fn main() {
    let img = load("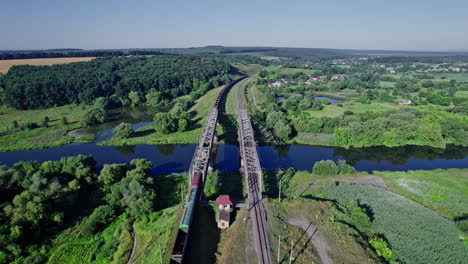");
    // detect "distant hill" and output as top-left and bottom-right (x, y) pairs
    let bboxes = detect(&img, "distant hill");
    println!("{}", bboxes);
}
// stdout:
(1, 46), (467, 62)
